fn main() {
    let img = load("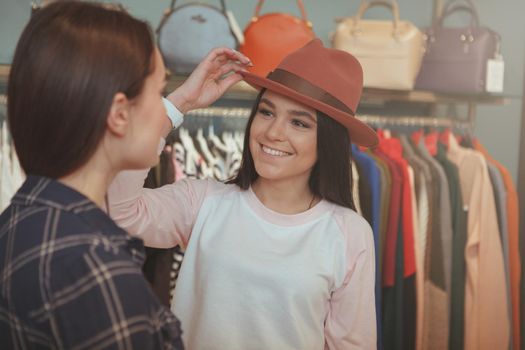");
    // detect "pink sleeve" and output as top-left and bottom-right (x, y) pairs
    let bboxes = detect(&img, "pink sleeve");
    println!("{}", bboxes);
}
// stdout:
(325, 215), (377, 350)
(107, 168), (210, 249)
